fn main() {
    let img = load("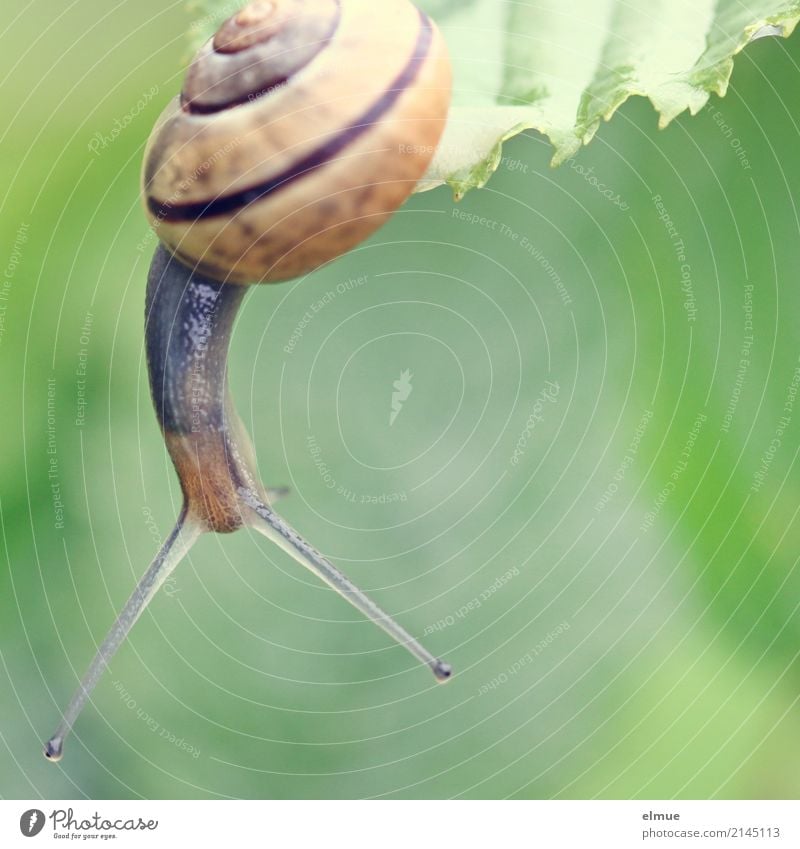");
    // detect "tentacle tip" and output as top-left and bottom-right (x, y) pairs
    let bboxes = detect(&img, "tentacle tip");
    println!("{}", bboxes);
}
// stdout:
(44, 738), (63, 762)
(432, 660), (452, 682)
